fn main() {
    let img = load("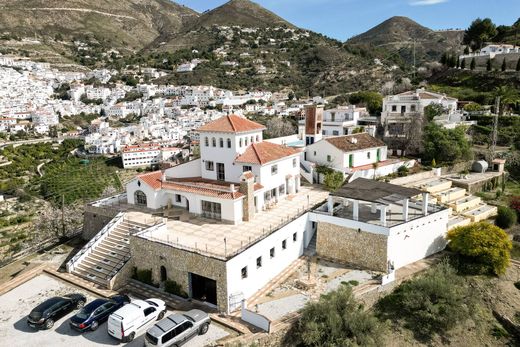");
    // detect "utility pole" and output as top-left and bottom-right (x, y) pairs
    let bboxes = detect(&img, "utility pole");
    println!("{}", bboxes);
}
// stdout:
(490, 96), (500, 161)
(413, 38), (416, 80)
